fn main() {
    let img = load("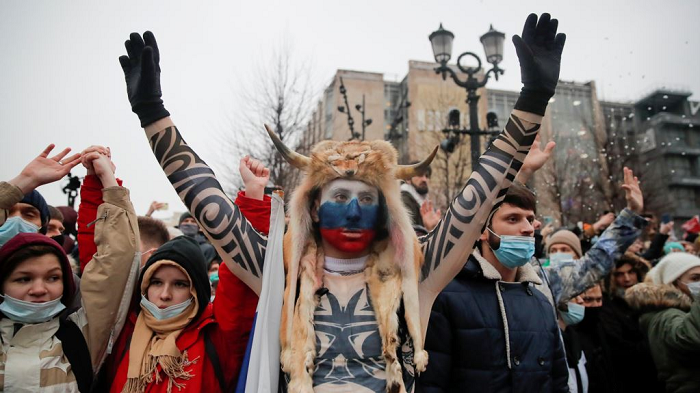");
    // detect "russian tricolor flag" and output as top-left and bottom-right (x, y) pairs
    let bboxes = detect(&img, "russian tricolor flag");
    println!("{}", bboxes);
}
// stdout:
(236, 194), (286, 393)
